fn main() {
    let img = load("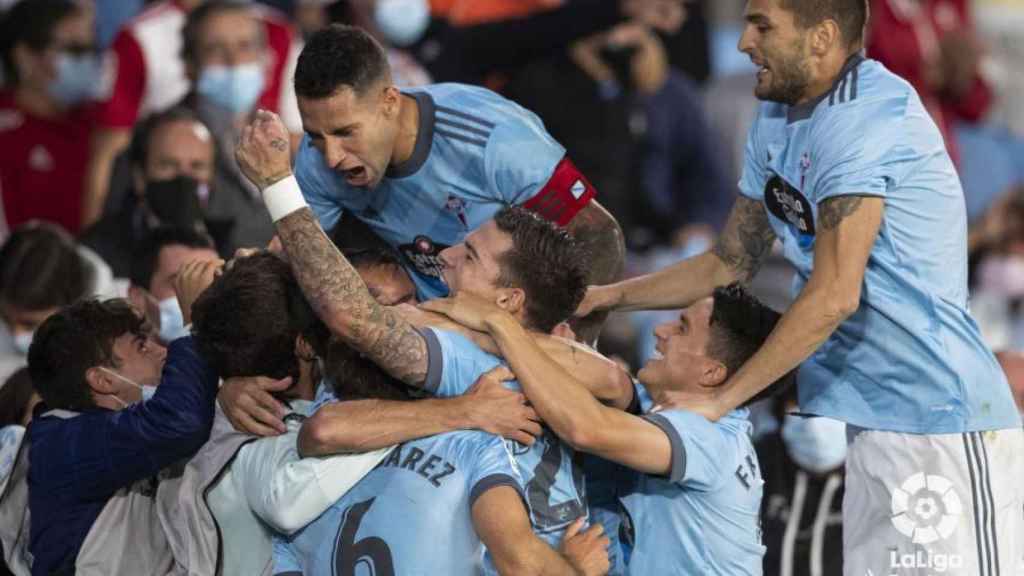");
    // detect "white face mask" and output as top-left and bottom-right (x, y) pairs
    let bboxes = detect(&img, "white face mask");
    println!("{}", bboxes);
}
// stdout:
(12, 331), (33, 355)
(781, 414), (847, 474)
(100, 367), (157, 407)
(978, 254), (1024, 298)
(374, 0), (430, 47)
(157, 297), (188, 344)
